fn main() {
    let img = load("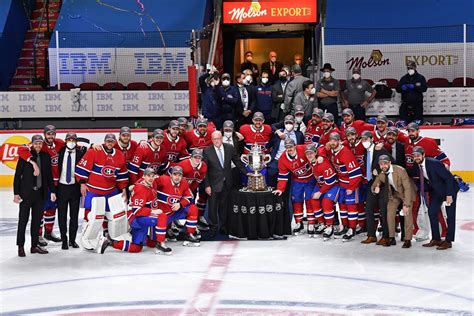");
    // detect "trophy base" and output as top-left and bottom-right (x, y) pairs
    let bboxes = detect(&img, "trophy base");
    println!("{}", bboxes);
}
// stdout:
(246, 173), (268, 192)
